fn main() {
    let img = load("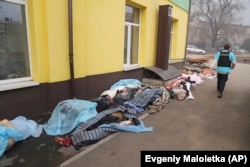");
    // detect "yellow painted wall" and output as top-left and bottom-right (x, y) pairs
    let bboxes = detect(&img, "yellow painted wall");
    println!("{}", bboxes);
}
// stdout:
(28, 0), (70, 83)
(73, 0), (125, 77)
(28, 0), (50, 82)
(171, 5), (189, 61)
(130, 0), (188, 65)
(46, 1), (70, 81)
(27, 0), (189, 83)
